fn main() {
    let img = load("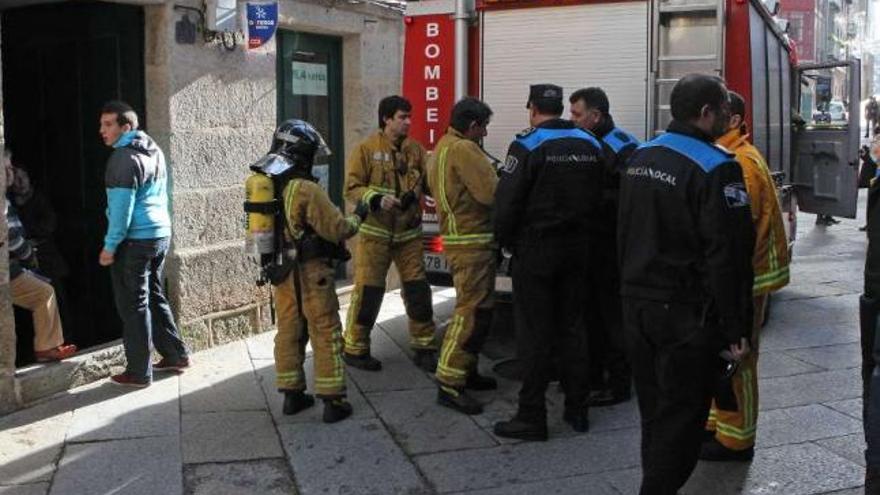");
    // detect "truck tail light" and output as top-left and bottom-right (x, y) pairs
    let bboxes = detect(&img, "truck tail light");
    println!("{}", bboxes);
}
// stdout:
(426, 235), (444, 253)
